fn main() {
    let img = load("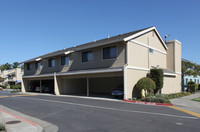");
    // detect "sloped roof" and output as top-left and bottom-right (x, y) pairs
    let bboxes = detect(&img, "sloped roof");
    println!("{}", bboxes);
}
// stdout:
(22, 26), (156, 63)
